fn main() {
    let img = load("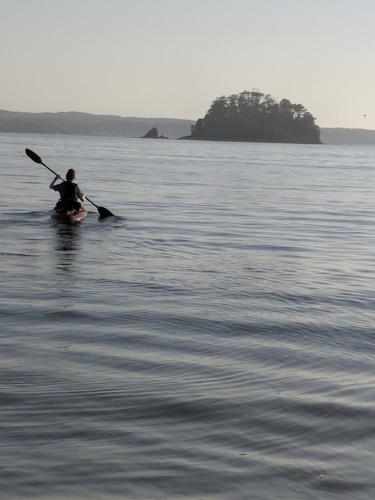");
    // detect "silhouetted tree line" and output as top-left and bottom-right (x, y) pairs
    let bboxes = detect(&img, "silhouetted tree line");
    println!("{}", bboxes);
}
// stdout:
(190, 90), (321, 144)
